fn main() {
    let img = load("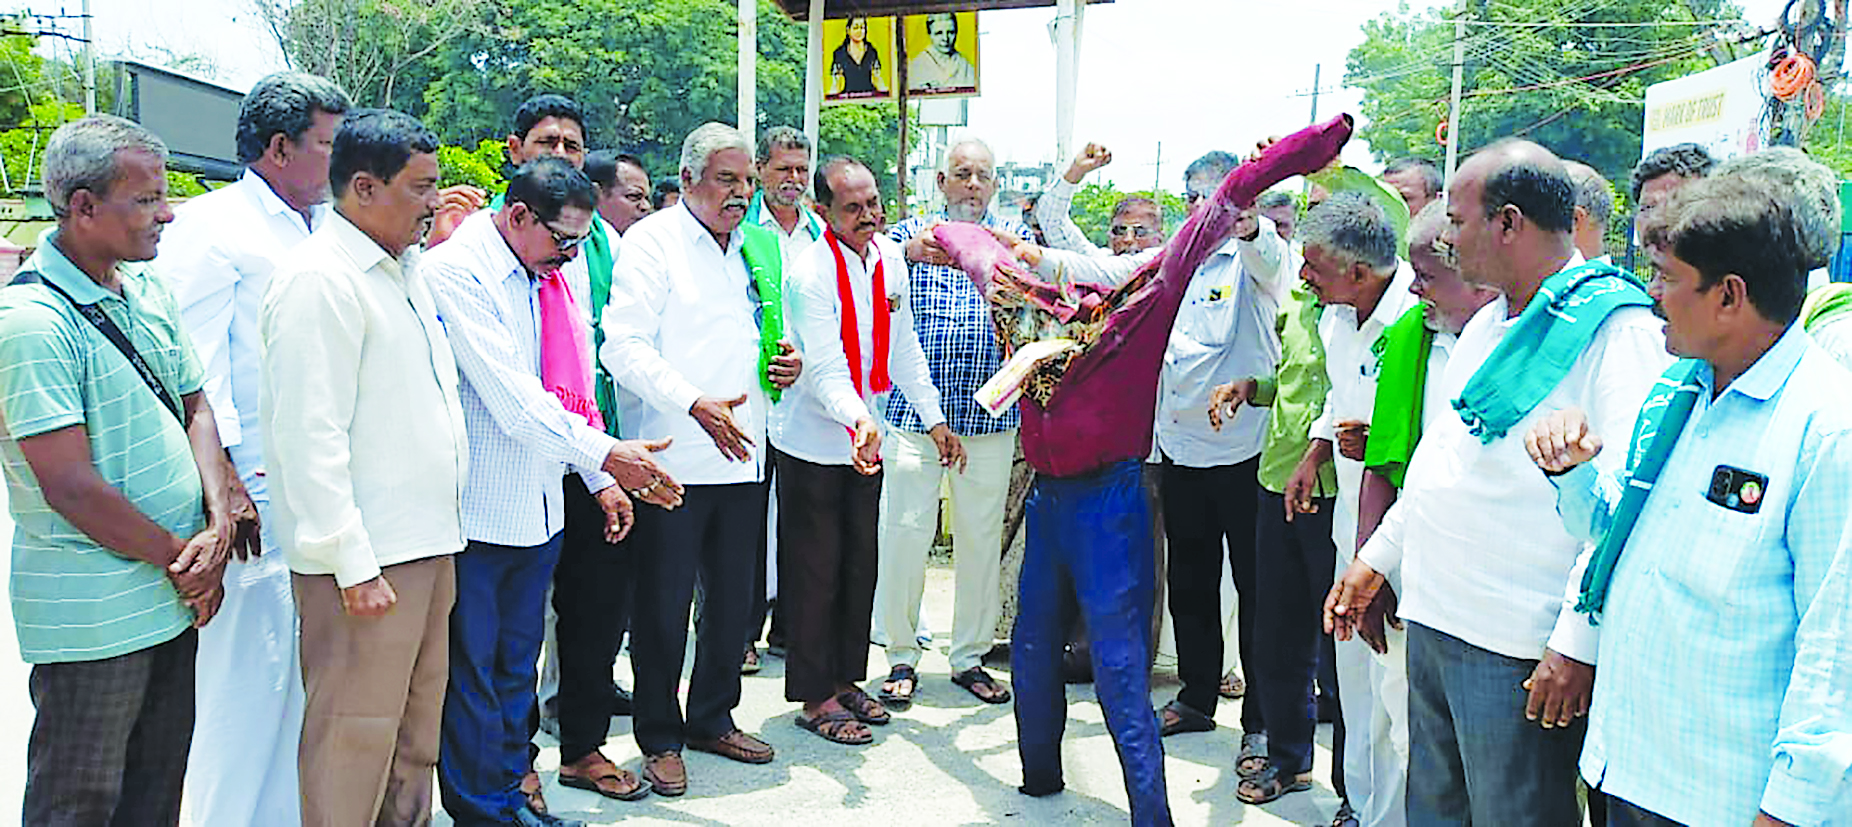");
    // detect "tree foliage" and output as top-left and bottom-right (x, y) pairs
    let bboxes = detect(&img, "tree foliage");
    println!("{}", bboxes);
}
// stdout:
(1346, 0), (1742, 188)
(1064, 182), (1187, 247)
(259, 0), (490, 110)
